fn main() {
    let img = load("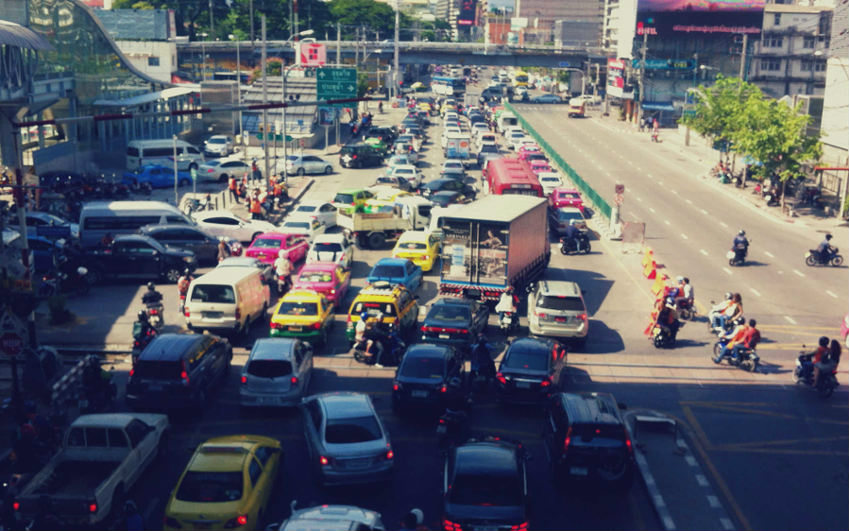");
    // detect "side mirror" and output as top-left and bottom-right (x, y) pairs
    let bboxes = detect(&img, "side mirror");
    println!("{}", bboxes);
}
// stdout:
(618, 402), (628, 410)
